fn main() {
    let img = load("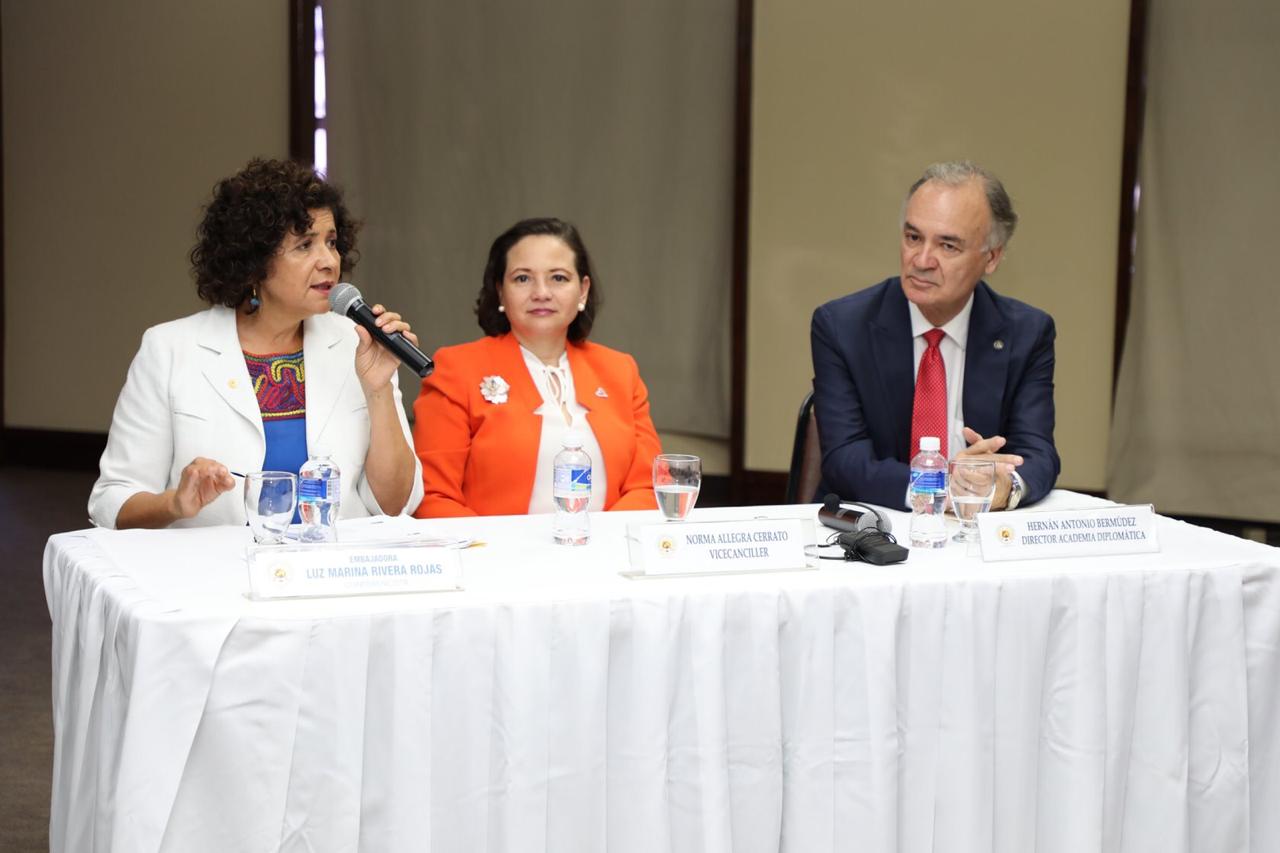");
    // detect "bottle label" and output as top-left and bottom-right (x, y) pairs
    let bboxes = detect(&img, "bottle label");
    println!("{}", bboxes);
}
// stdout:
(909, 469), (946, 493)
(553, 465), (592, 497)
(299, 477), (337, 501)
